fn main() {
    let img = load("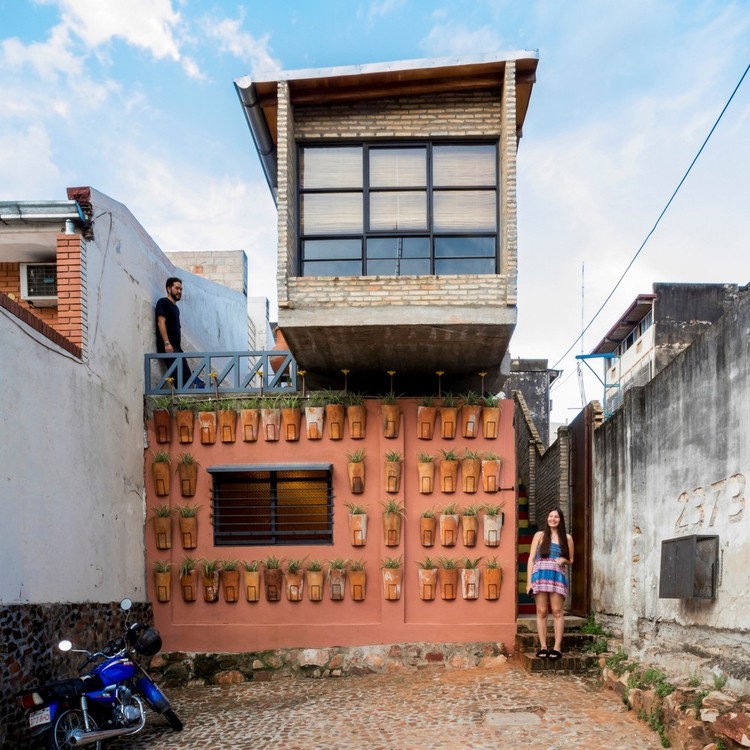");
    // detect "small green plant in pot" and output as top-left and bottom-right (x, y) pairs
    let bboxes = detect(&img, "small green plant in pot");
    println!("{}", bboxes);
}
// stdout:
(381, 556), (403, 601)
(382, 499), (405, 547)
